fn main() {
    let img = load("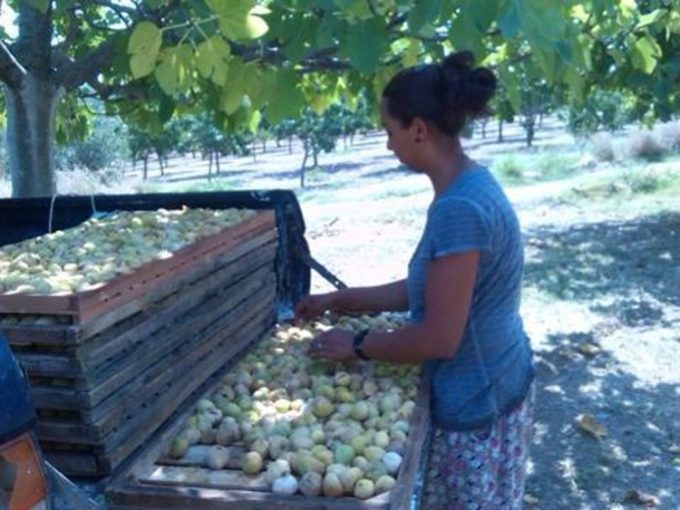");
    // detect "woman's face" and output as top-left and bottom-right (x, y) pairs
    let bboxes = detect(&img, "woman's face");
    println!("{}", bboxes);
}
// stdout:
(380, 99), (421, 170)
